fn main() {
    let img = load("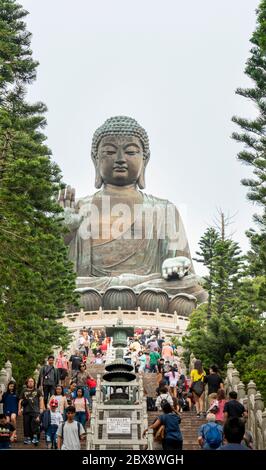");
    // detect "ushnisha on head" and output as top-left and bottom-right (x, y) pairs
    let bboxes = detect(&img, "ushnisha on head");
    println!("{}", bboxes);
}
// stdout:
(91, 116), (150, 189)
